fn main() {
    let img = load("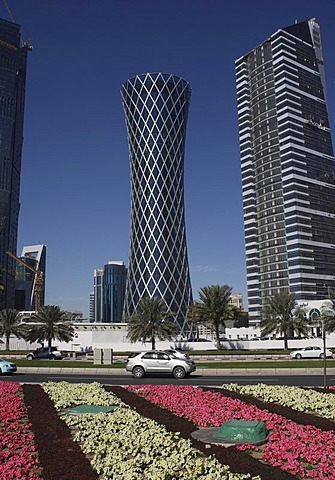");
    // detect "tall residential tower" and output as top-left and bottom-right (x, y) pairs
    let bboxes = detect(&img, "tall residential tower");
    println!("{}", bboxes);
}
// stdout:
(236, 19), (335, 324)
(0, 19), (30, 308)
(121, 73), (193, 332)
